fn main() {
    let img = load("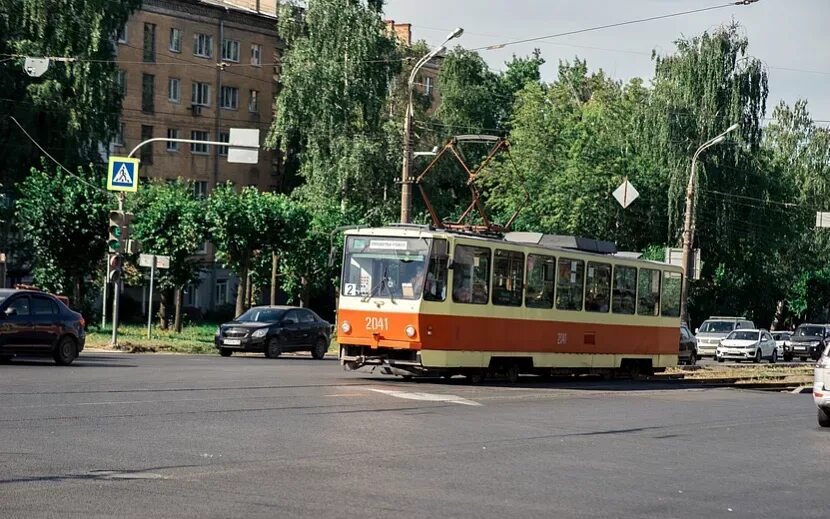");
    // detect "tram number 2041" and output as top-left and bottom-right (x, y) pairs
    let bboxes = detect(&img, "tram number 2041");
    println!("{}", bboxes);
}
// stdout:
(365, 317), (389, 331)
